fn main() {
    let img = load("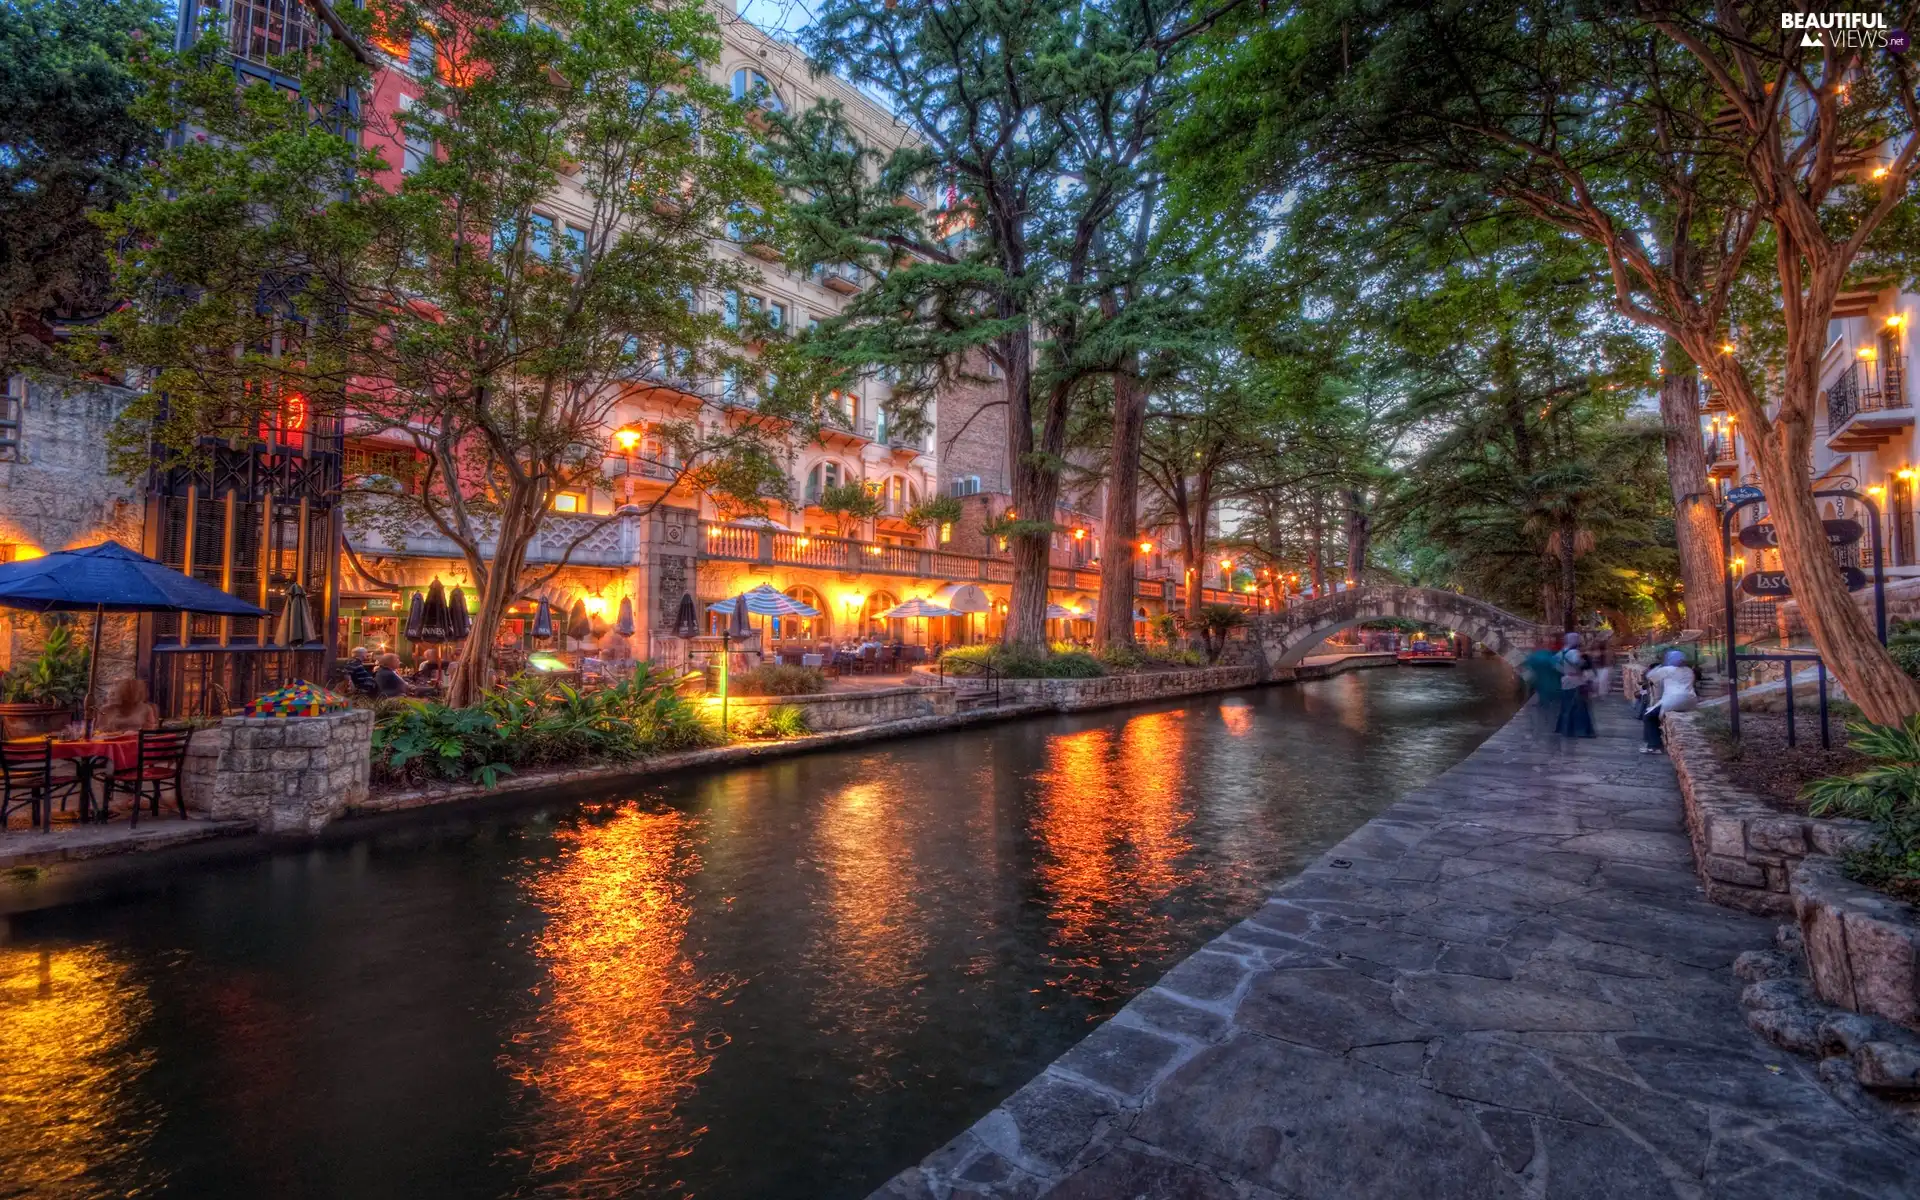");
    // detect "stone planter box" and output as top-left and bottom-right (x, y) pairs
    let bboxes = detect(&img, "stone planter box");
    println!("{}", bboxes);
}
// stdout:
(183, 709), (373, 835)
(1662, 709), (1871, 914)
(1793, 856), (1920, 1032)
(723, 686), (954, 732)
